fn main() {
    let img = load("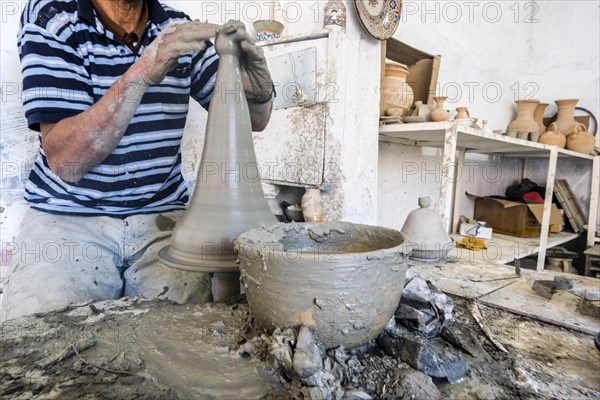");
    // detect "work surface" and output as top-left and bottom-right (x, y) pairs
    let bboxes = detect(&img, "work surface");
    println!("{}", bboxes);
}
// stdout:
(410, 259), (600, 335)
(1, 261), (599, 399)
